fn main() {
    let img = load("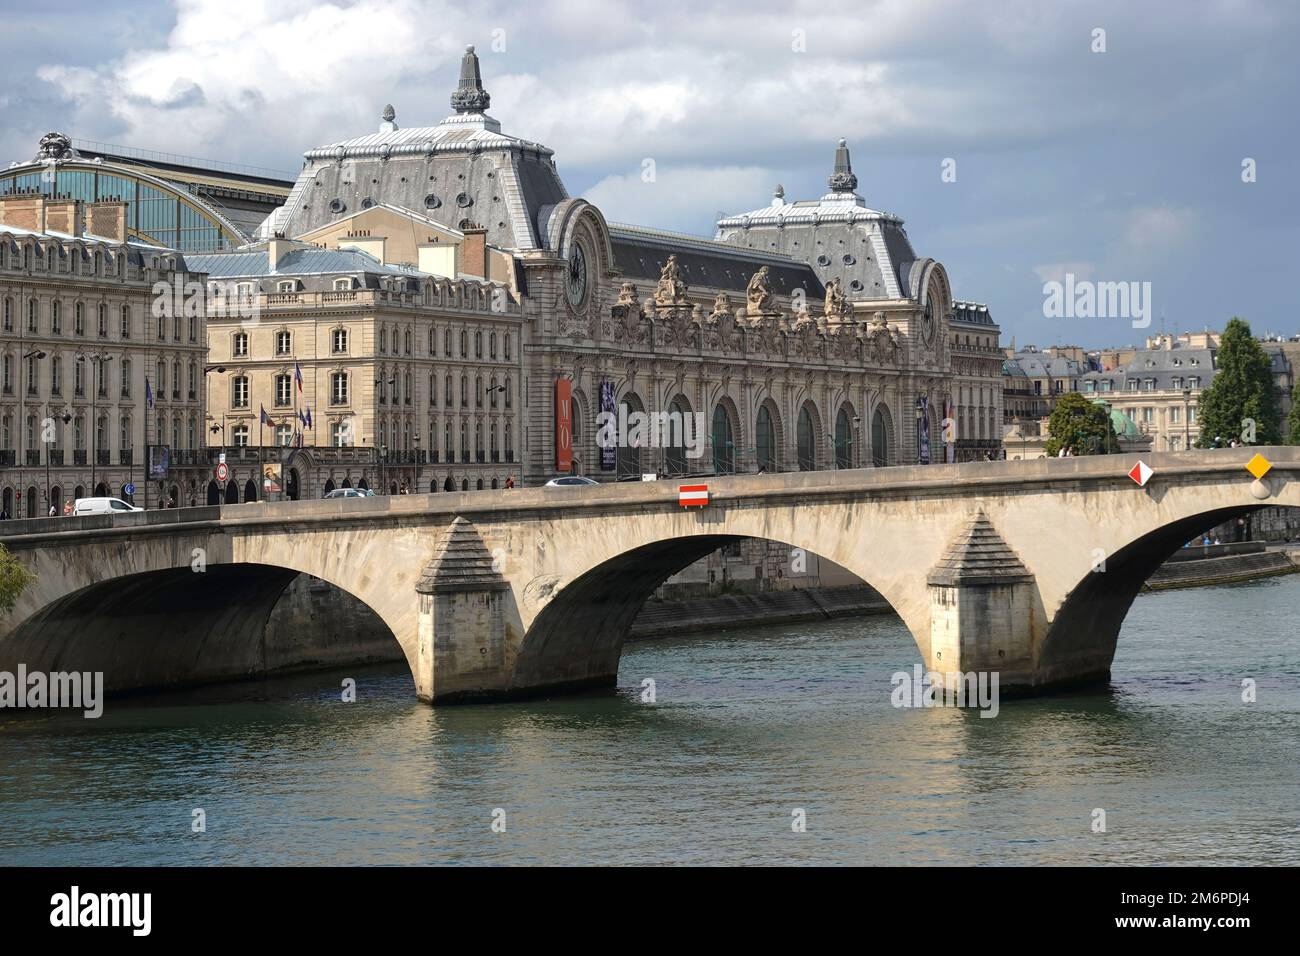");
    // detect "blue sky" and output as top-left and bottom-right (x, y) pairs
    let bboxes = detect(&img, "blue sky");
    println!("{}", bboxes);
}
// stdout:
(3, 0), (1297, 349)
